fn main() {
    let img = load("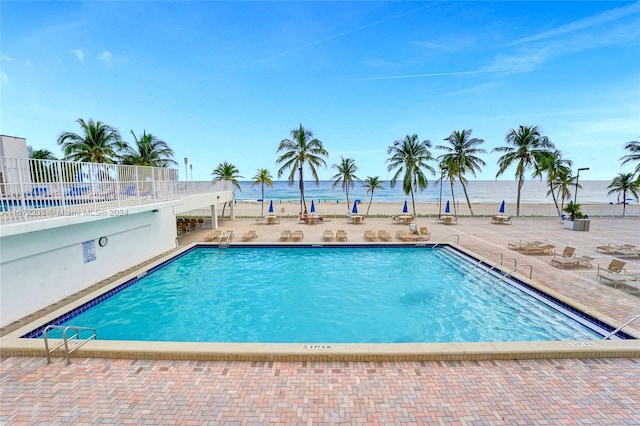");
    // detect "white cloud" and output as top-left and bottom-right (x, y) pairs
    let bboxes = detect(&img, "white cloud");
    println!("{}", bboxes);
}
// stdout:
(1, 72), (8, 85)
(98, 50), (112, 66)
(1, 55), (12, 62)
(71, 49), (85, 63)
